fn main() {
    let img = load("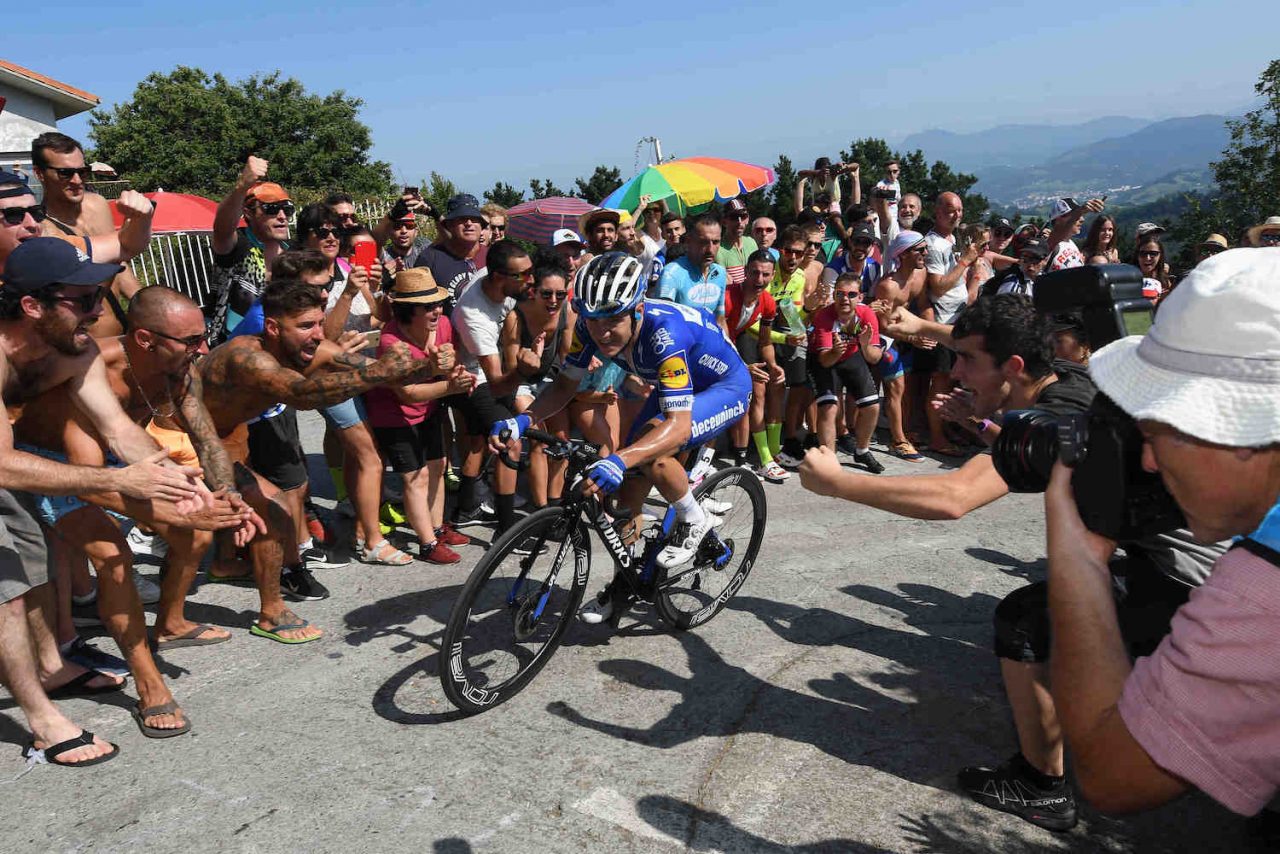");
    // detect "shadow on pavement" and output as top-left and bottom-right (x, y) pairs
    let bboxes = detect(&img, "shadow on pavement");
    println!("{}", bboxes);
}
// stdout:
(636, 793), (888, 852)
(963, 547), (1046, 580)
